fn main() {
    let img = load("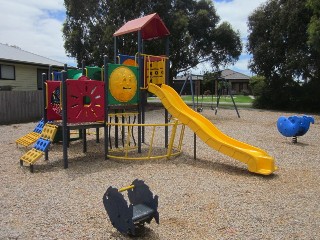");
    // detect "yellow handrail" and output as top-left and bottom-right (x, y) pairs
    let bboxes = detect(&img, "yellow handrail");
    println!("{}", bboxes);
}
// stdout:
(118, 185), (134, 192)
